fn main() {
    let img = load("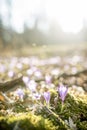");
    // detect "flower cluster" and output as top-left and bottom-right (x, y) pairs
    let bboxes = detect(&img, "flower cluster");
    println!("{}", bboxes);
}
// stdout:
(43, 84), (68, 108)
